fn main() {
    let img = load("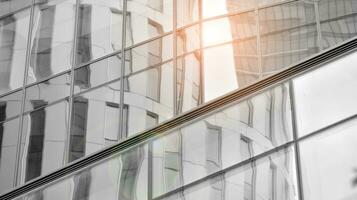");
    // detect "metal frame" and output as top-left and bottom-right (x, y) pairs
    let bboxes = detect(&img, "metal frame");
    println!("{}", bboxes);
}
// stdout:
(1, 31), (357, 199)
